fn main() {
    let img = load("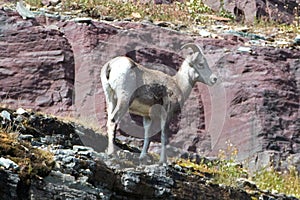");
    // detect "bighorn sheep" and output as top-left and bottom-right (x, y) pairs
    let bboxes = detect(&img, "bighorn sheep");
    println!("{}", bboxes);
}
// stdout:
(101, 44), (217, 164)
